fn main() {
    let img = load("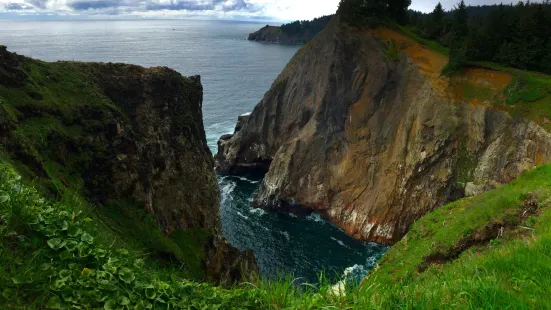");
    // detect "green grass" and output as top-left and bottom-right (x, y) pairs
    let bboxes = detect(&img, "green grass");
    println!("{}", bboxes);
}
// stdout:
(383, 39), (401, 62)
(0, 161), (265, 309)
(394, 24), (450, 56)
(357, 165), (551, 309)
(3, 158), (551, 308)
